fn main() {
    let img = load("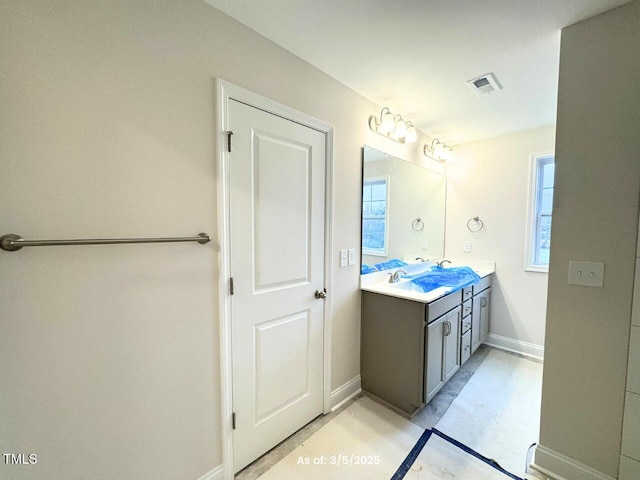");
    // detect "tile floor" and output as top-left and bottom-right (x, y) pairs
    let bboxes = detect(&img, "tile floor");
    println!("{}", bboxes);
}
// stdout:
(236, 346), (549, 479)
